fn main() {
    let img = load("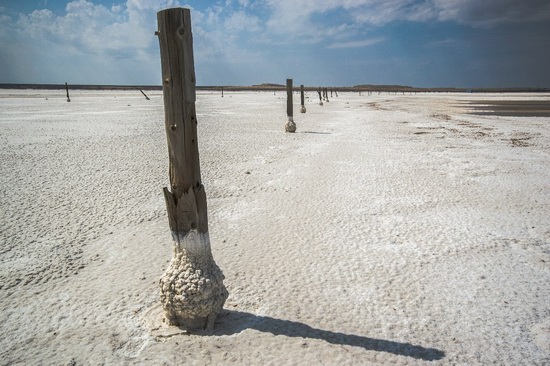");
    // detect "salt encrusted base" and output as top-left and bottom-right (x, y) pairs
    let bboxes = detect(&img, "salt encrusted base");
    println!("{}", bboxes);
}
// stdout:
(159, 232), (228, 330)
(300, 106), (306, 113)
(285, 118), (296, 133)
